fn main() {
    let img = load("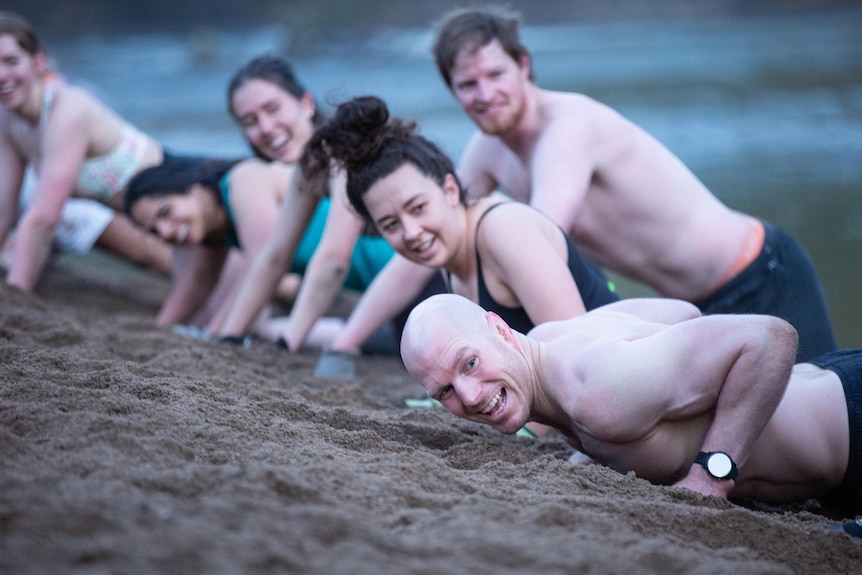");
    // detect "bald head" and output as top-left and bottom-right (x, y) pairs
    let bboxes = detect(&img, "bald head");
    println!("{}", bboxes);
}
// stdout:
(400, 294), (491, 380)
(401, 294), (537, 436)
